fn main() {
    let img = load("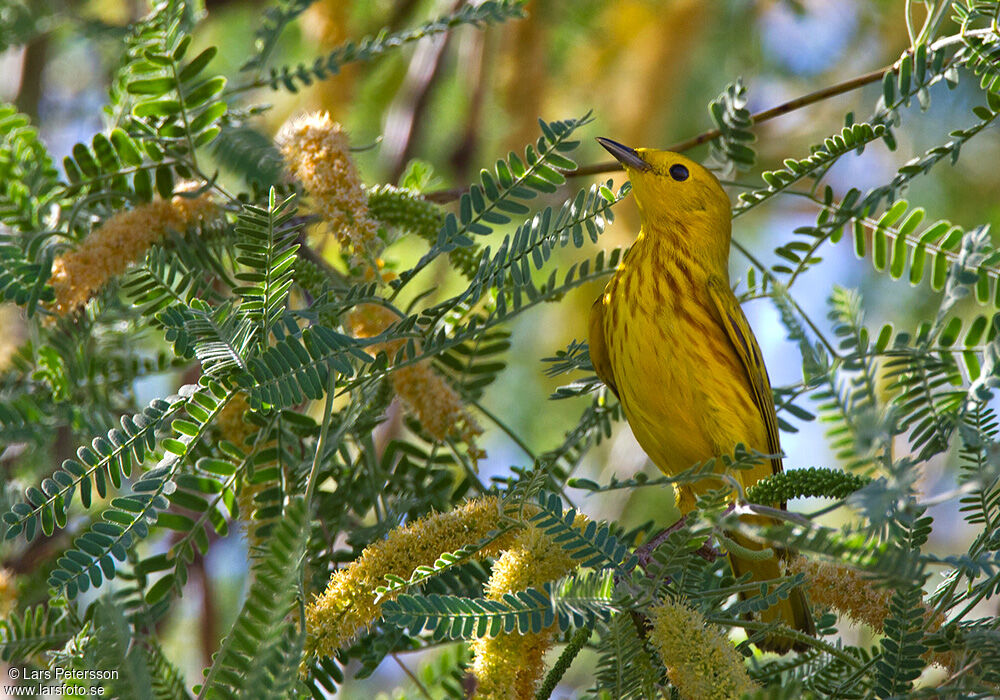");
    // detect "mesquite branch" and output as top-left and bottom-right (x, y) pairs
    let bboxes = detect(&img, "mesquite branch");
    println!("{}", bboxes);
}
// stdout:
(424, 30), (992, 203)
